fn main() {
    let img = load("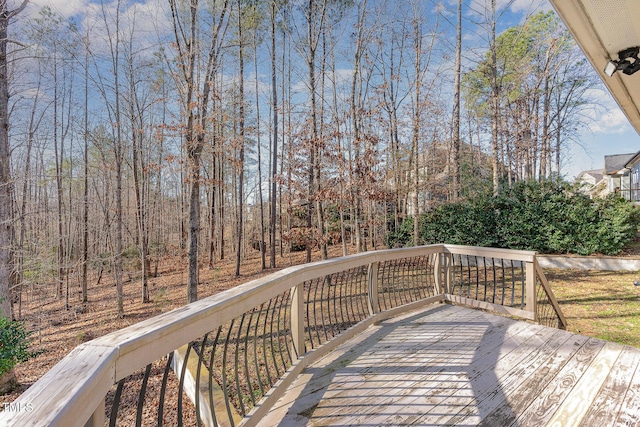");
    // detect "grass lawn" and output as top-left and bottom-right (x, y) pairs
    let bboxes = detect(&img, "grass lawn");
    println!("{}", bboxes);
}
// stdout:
(546, 269), (640, 348)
